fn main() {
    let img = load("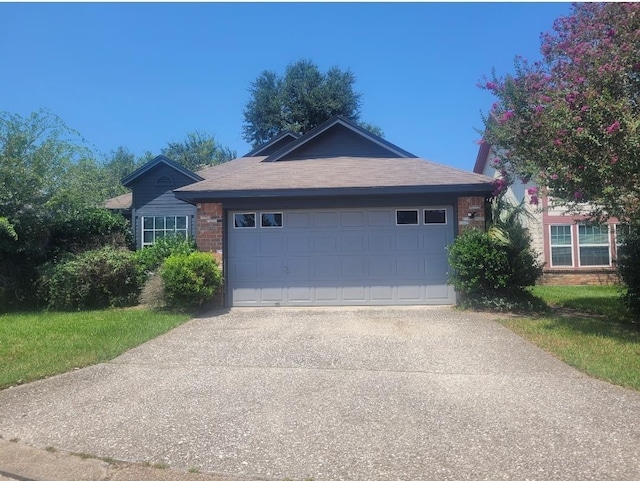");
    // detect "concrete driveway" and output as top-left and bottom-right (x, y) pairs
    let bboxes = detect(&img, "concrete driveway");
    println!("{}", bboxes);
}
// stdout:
(1, 306), (639, 480)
